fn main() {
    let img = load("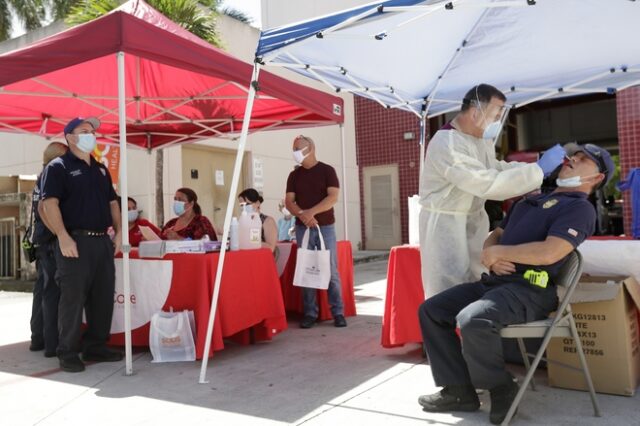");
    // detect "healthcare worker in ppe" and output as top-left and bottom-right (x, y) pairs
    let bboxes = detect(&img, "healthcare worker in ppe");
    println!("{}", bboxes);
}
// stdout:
(419, 84), (566, 298)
